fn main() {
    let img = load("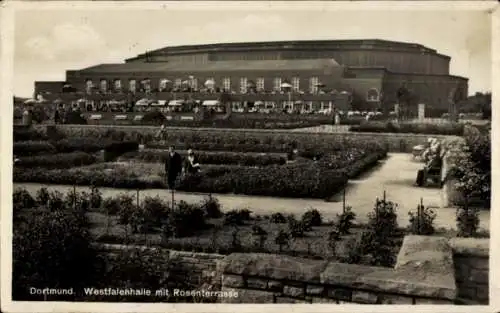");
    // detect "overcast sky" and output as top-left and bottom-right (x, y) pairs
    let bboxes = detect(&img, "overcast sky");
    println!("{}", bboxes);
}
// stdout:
(11, 4), (492, 97)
